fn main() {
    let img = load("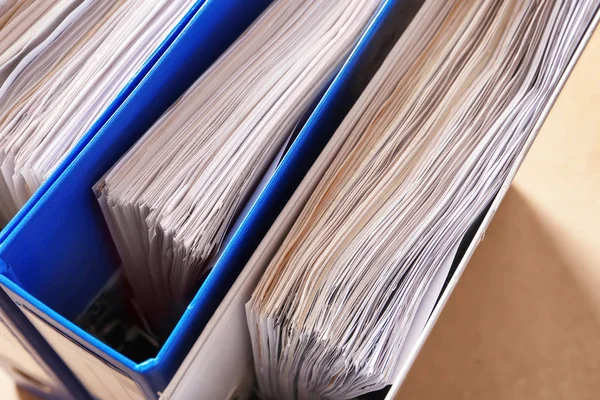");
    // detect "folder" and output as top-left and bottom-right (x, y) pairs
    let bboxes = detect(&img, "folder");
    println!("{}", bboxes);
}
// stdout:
(160, 4), (600, 400)
(0, 0), (221, 398)
(0, 286), (90, 399)
(0, 0), (274, 398)
(0, 0), (411, 398)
